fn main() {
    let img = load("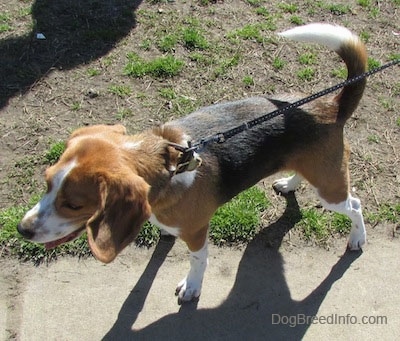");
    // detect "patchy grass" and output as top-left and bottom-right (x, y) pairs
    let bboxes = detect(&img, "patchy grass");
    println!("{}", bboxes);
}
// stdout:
(297, 208), (352, 244)
(44, 141), (66, 165)
(297, 67), (315, 81)
(366, 203), (400, 225)
(210, 186), (269, 245)
(108, 84), (132, 98)
(124, 53), (185, 78)
(0, 185), (271, 262)
(1, 0), (399, 264)
(0, 196), (90, 264)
